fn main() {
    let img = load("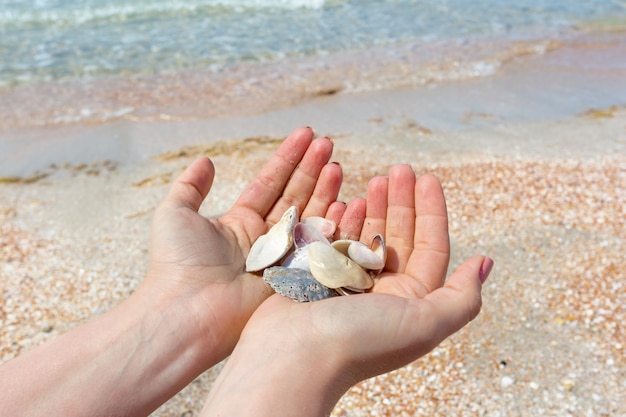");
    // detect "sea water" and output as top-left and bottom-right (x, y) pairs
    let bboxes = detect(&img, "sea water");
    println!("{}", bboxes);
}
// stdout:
(2, 0), (624, 87)
(0, 0), (625, 128)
